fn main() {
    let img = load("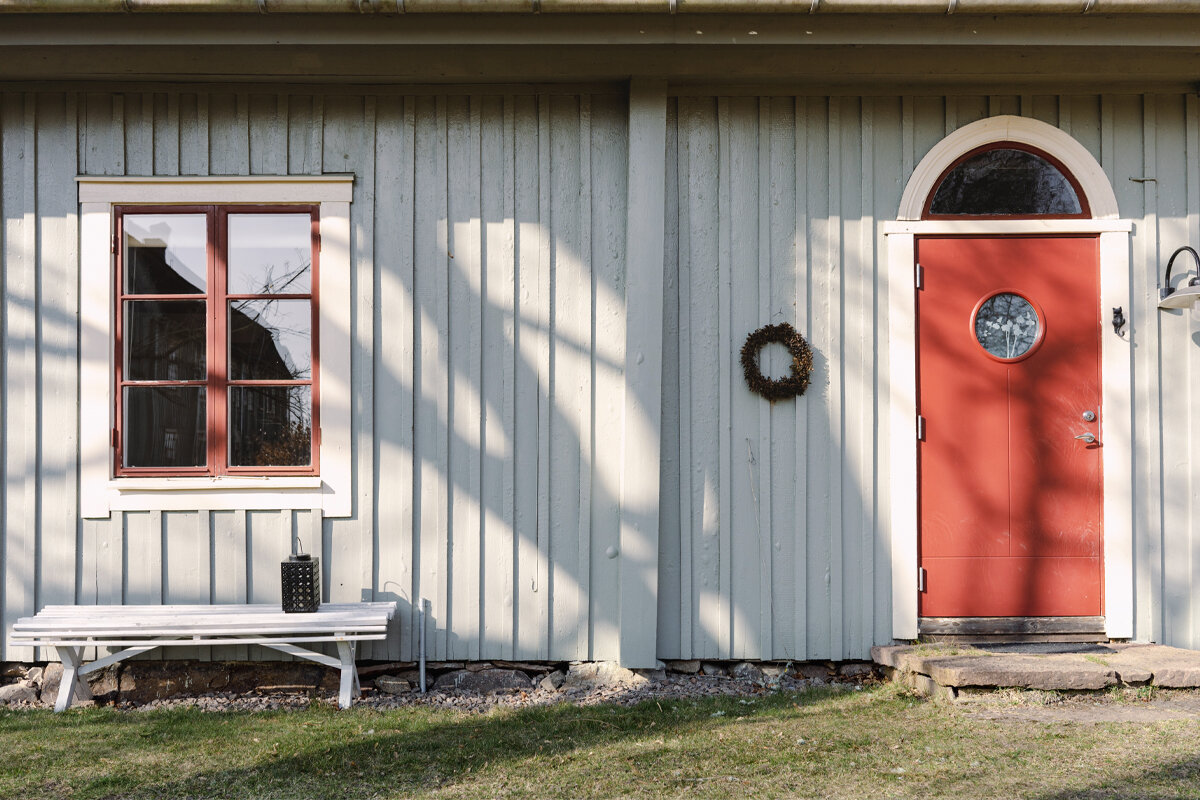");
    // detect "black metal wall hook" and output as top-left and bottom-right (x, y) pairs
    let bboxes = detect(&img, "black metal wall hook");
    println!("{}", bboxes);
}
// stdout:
(1161, 245), (1200, 301)
(1112, 307), (1126, 336)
